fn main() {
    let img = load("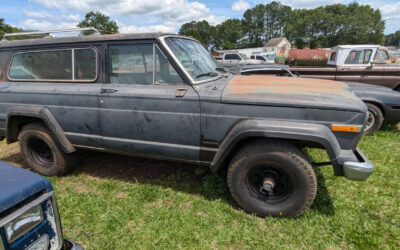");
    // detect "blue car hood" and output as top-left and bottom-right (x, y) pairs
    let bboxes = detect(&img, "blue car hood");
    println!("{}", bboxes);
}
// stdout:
(0, 161), (53, 214)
